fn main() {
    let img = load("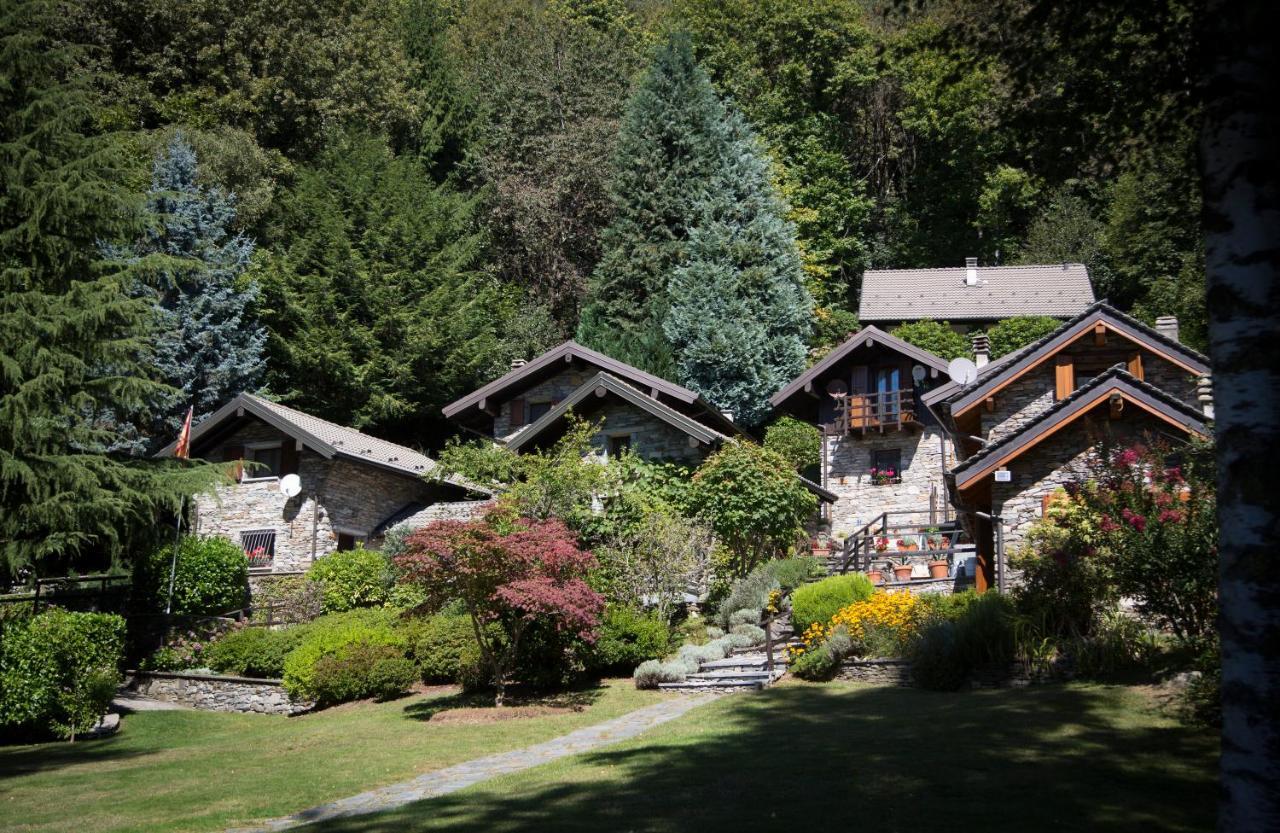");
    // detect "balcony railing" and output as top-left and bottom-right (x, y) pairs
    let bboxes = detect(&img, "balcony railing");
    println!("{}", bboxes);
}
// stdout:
(830, 389), (916, 434)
